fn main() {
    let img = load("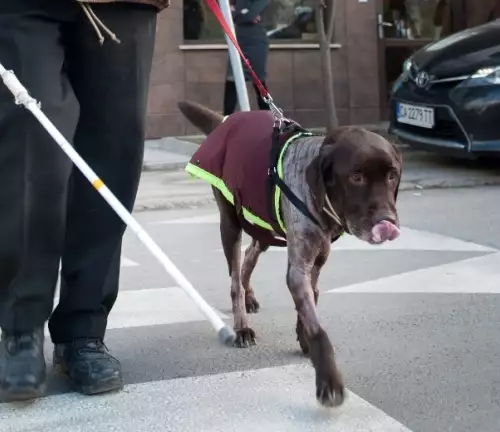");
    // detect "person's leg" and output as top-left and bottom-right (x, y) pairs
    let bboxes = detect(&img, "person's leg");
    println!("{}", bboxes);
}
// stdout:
(0, 2), (79, 401)
(223, 79), (238, 115)
(47, 2), (157, 395)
